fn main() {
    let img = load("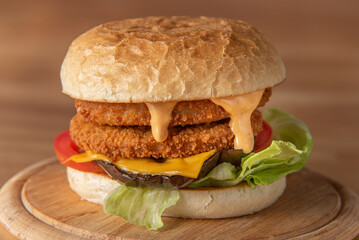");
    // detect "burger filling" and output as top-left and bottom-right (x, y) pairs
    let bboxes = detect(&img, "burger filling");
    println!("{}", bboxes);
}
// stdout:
(67, 88), (271, 187)
(54, 88), (313, 230)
